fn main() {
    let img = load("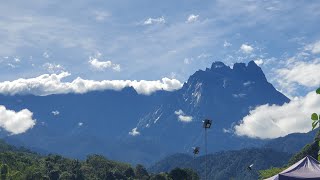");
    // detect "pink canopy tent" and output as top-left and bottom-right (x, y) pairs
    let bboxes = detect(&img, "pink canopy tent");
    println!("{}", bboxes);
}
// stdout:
(265, 155), (320, 180)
